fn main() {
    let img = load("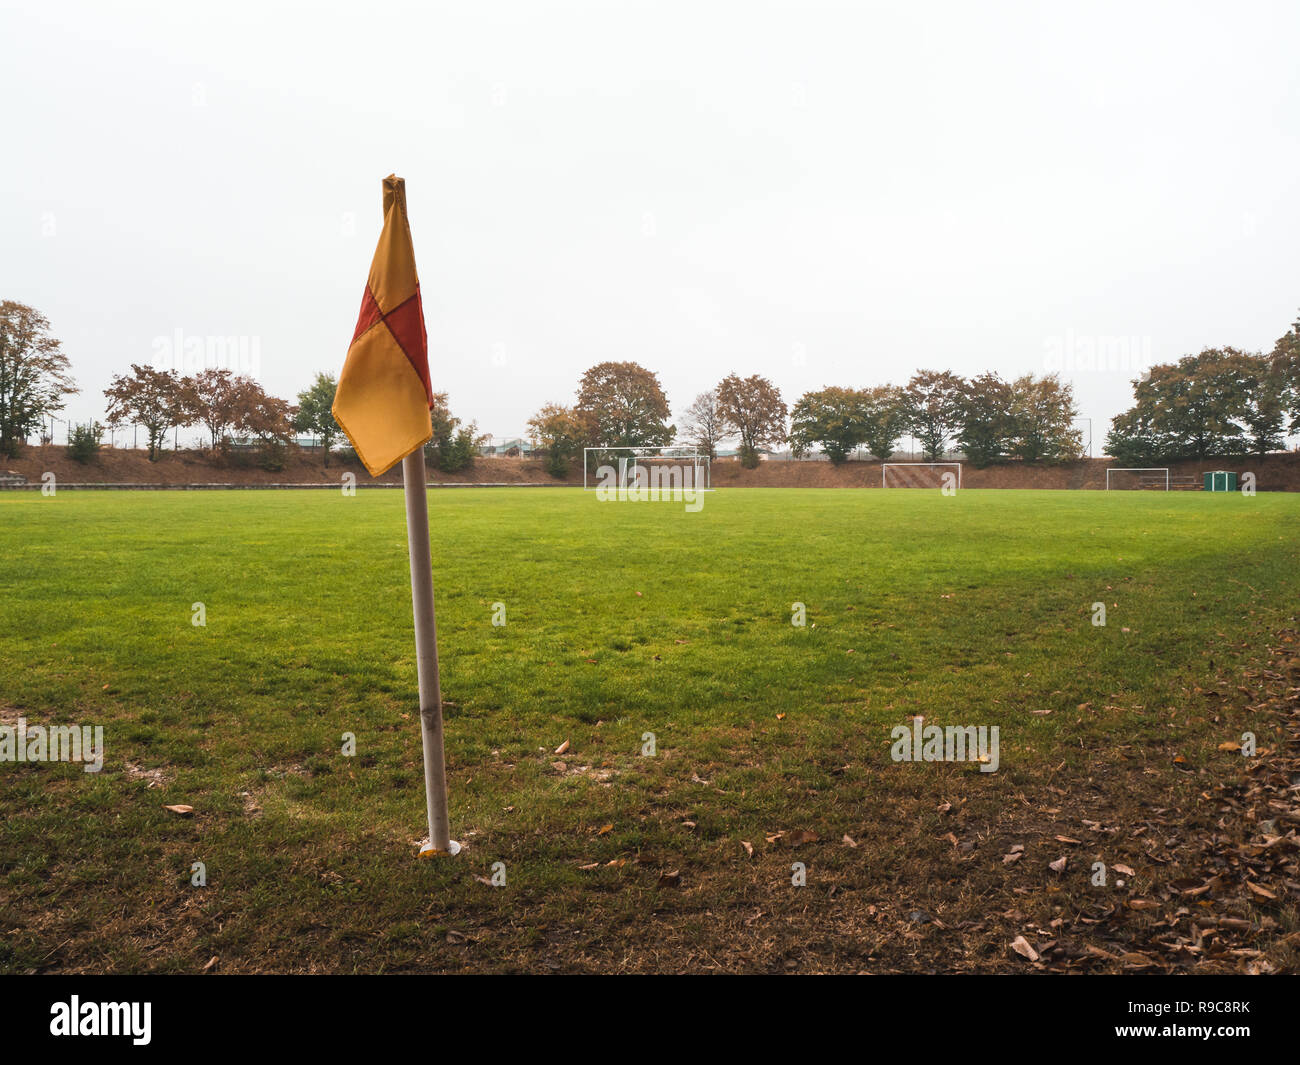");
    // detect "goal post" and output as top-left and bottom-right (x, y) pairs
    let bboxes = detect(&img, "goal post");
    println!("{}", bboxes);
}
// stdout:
(1105, 467), (1169, 491)
(881, 462), (962, 490)
(583, 446), (711, 493)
